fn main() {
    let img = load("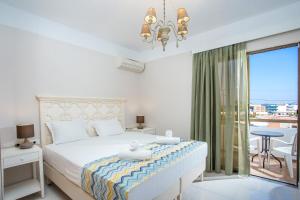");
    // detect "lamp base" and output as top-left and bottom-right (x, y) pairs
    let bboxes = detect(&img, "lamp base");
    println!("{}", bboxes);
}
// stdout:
(19, 138), (33, 149)
(137, 124), (144, 129)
